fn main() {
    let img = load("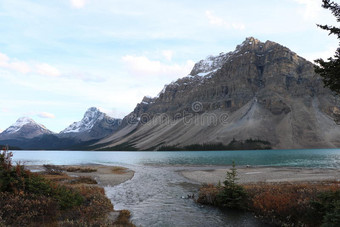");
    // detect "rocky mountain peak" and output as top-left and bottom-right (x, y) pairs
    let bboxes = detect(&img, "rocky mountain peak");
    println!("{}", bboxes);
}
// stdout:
(98, 37), (340, 151)
(0, 117), (52, 139)
(60, 107), (105, 134)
